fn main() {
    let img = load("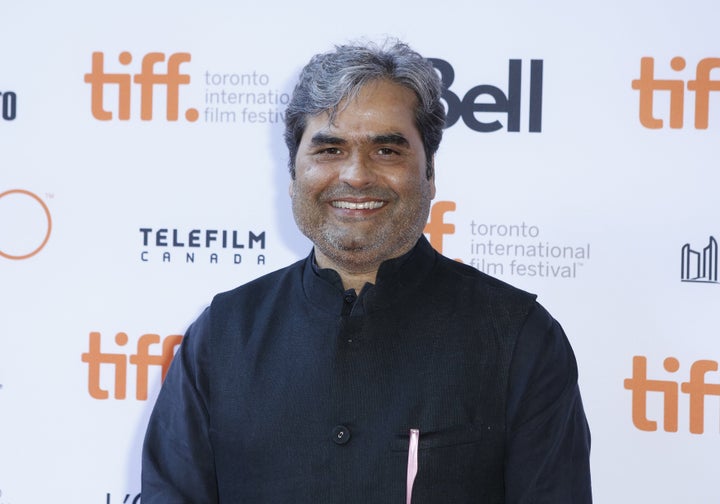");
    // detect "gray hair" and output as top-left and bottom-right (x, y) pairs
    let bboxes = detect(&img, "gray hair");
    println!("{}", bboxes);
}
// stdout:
(284, 39), (446, 179)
